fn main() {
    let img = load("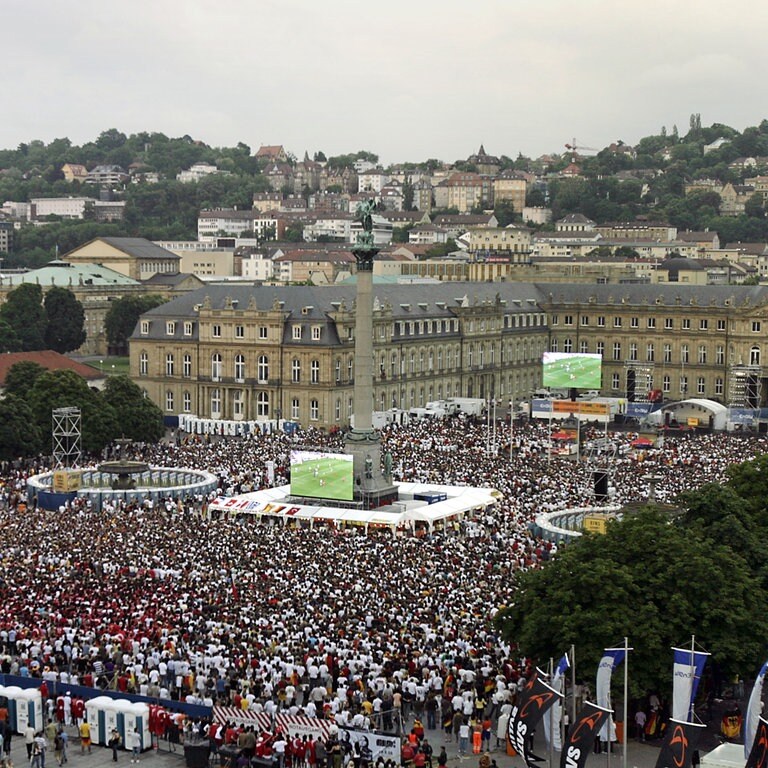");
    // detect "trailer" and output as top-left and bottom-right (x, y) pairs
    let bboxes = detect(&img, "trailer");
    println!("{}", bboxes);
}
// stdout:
(530, 397), (627, 424)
